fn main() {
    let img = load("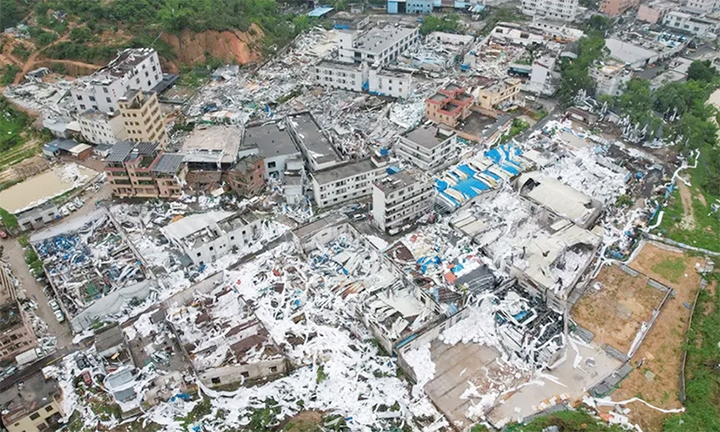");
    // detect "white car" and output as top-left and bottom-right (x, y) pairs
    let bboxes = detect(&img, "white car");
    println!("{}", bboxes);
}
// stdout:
(48, 300), (60, 311)
(54, 310), (65, 323)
